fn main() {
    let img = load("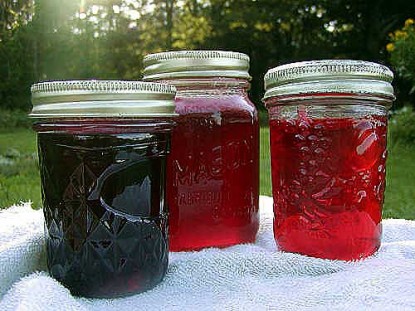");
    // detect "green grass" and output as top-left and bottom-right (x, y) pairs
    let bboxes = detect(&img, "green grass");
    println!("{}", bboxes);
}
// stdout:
(260, 126), (272, 196)
(383, 142), (415, 219)
(0, 128), (41, 209)
(0, 126), (414, 220)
